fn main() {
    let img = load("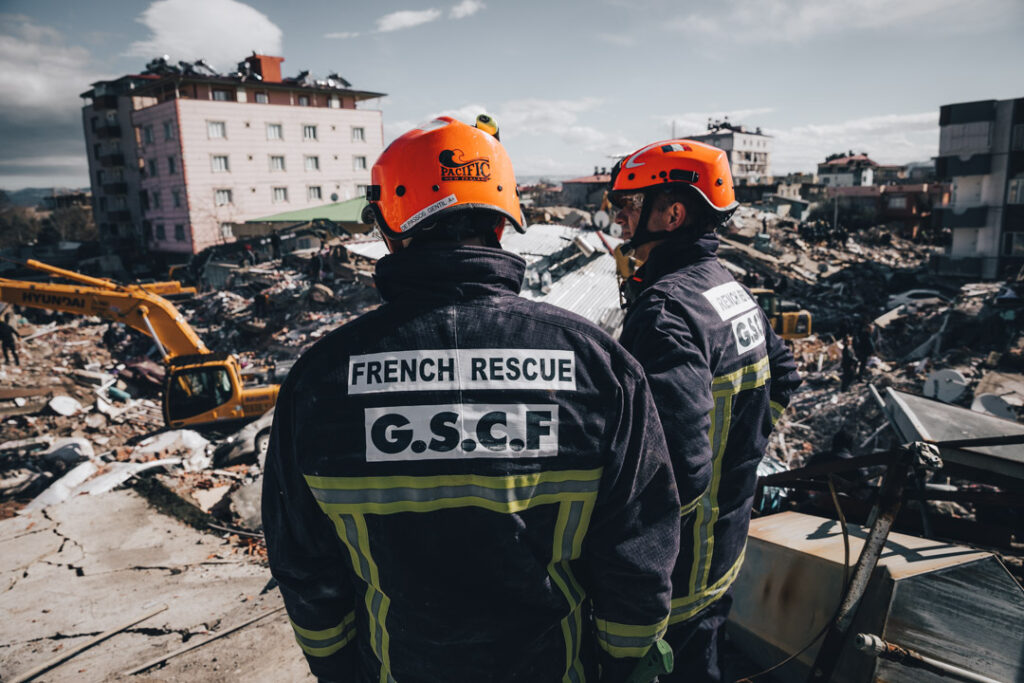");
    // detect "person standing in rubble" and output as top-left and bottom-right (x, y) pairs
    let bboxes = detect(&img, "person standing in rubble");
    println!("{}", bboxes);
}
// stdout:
(609, 139), (802, 682)
(854, 321), (876, 379)
(841, 334), (859, 391)
(263, 116), (680, 683)
(0, 313), (21, 365)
